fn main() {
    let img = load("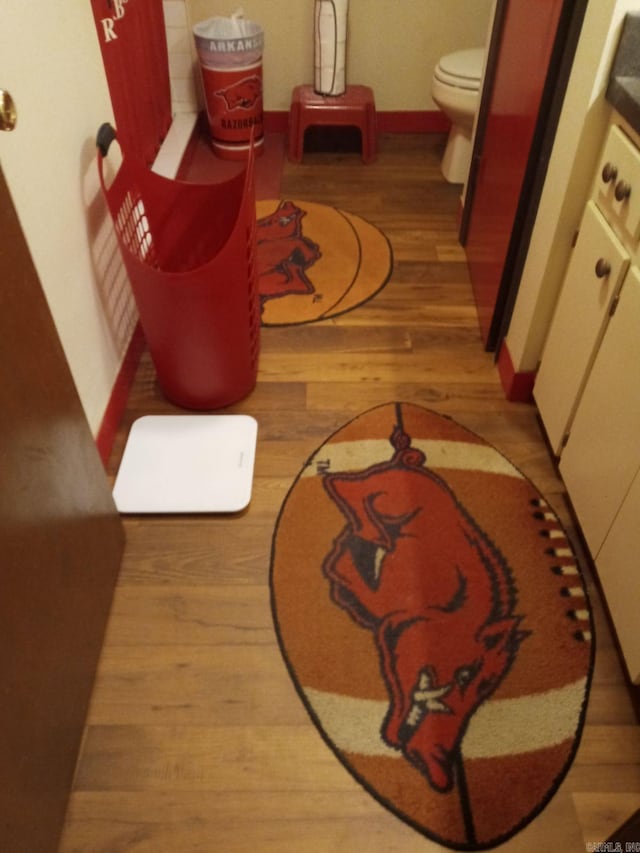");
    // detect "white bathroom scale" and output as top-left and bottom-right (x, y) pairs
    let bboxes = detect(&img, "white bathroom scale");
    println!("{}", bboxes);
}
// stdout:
(112, 415), (258, 514)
